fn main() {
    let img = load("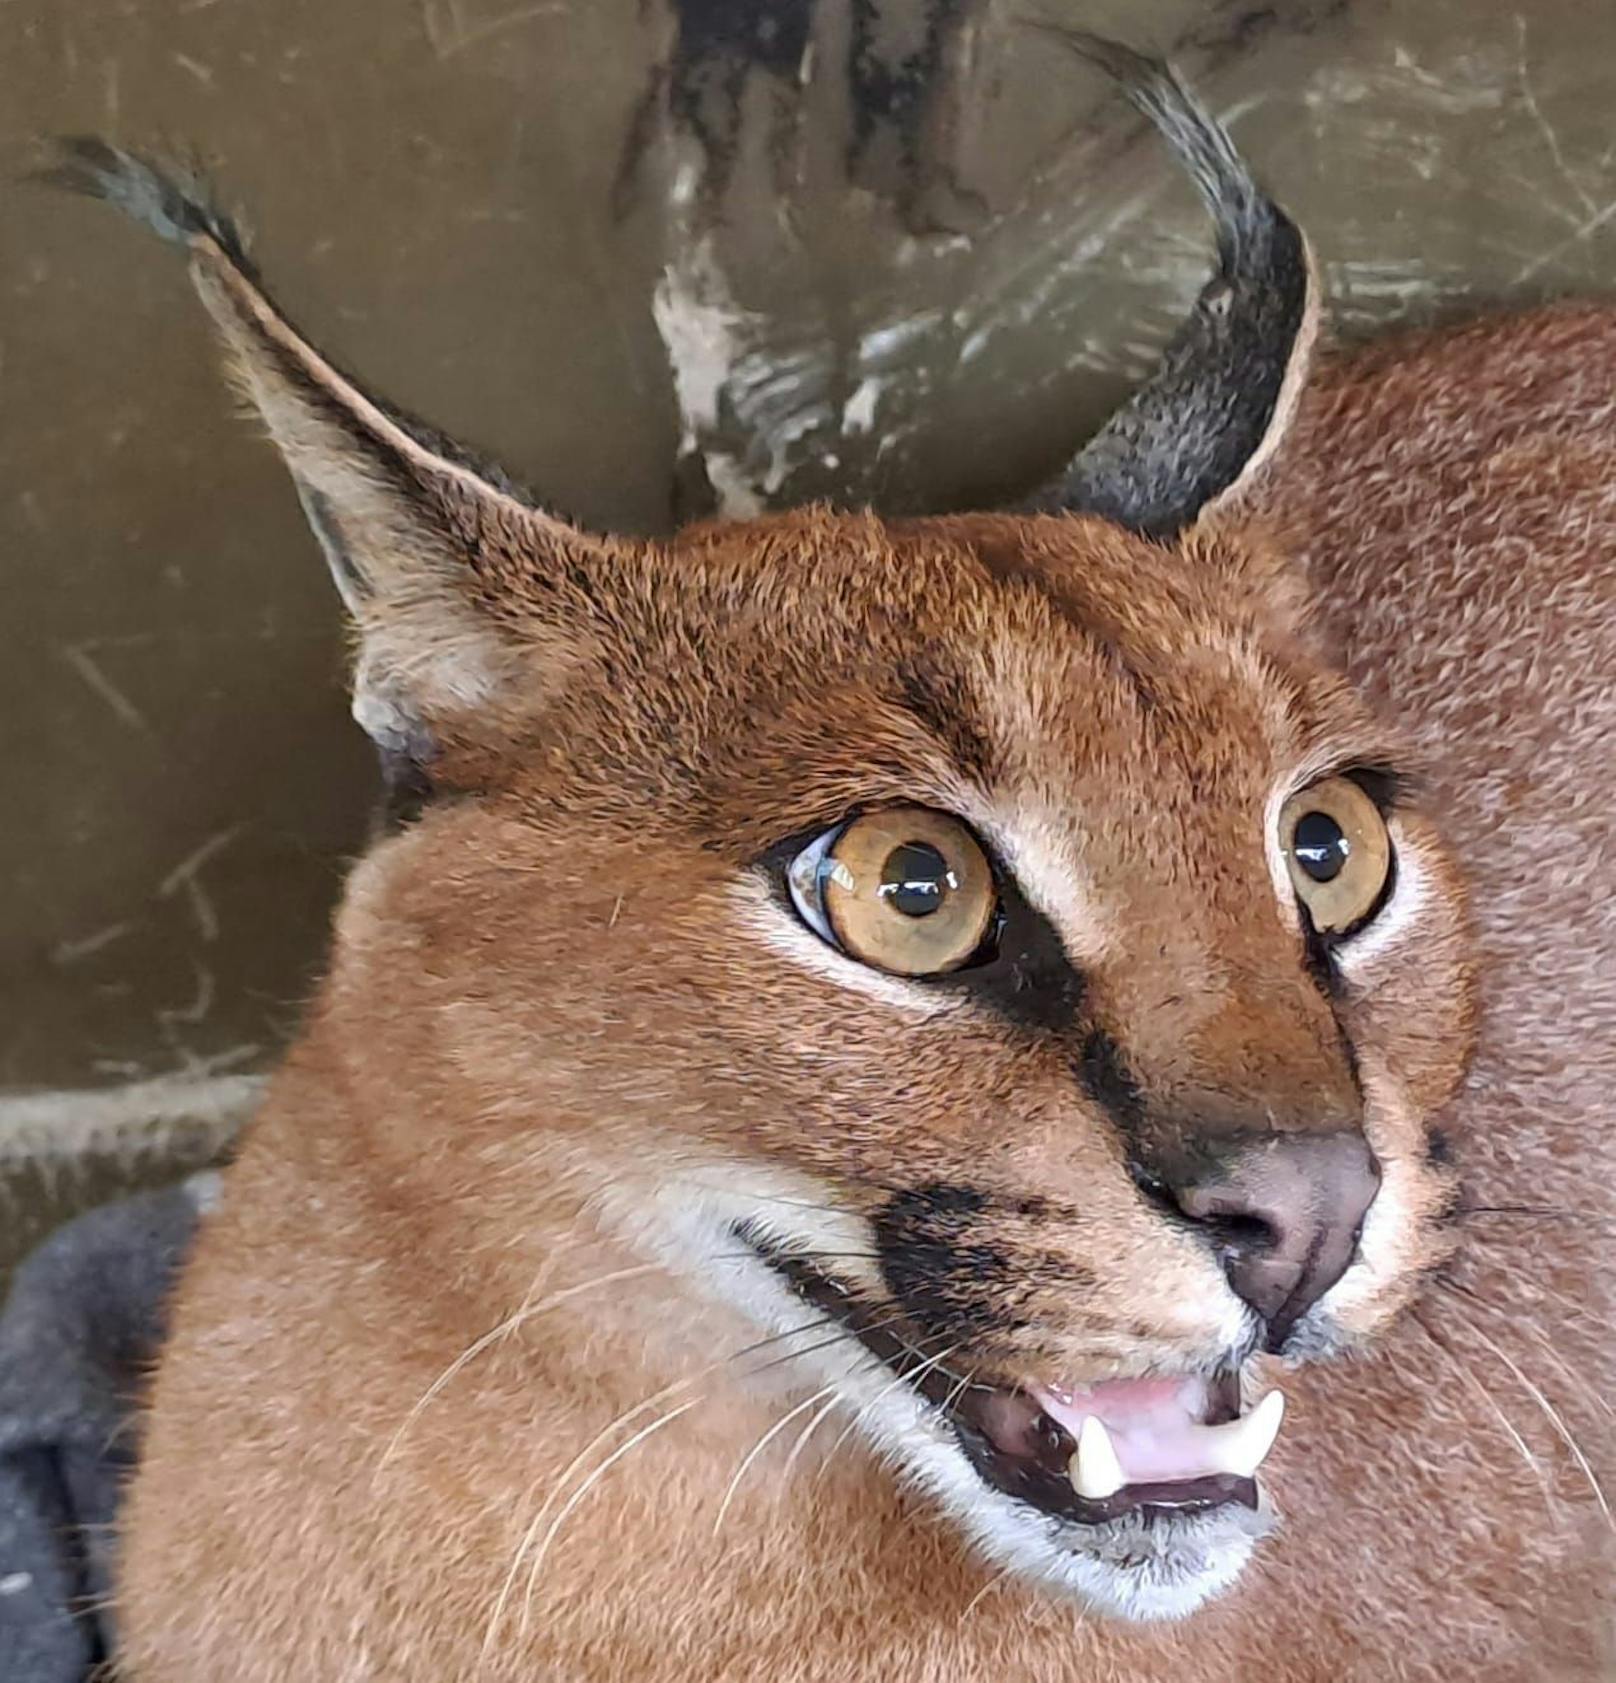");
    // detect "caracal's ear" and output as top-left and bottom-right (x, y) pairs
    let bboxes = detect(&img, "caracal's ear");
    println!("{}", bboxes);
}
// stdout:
(1021, 35), (1319, 541)
(43, 138), (632, 784)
